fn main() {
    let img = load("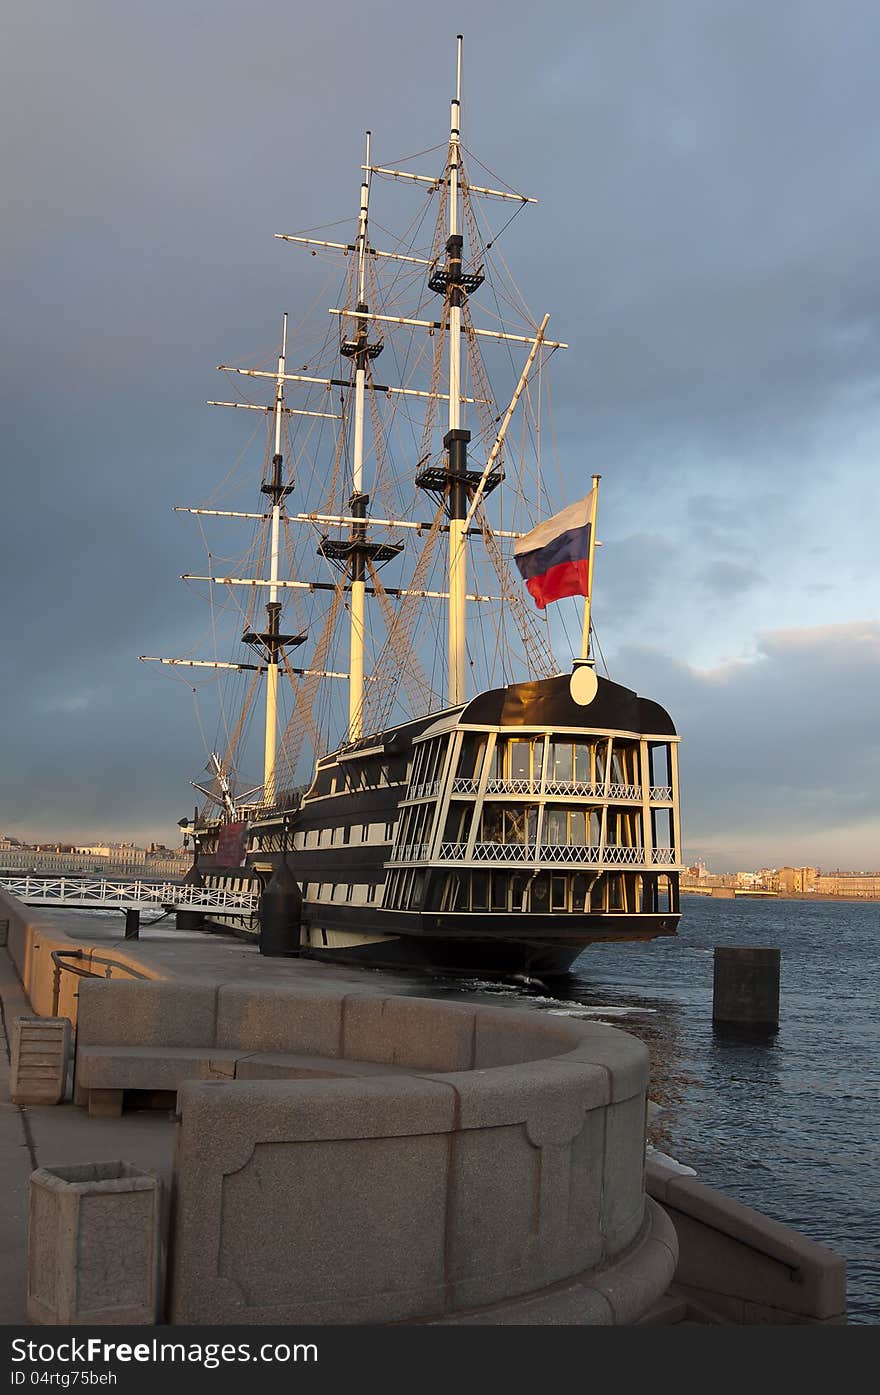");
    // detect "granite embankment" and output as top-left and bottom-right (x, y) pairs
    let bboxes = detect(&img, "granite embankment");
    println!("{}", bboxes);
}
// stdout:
(0, 886), (847, 1325)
